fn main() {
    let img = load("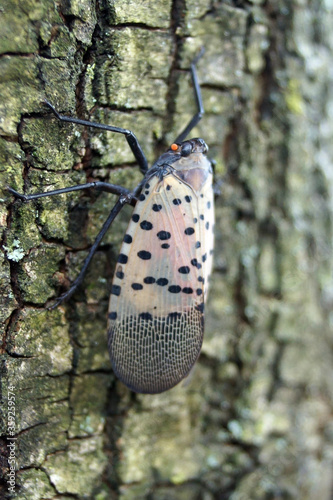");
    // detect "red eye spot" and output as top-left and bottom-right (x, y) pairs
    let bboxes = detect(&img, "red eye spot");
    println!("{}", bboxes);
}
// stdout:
(171, 143), (178, 151)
